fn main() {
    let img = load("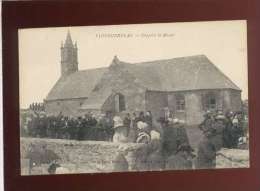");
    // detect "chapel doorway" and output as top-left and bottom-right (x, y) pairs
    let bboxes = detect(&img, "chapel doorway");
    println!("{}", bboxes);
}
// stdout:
(114, 93), (126, 113)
